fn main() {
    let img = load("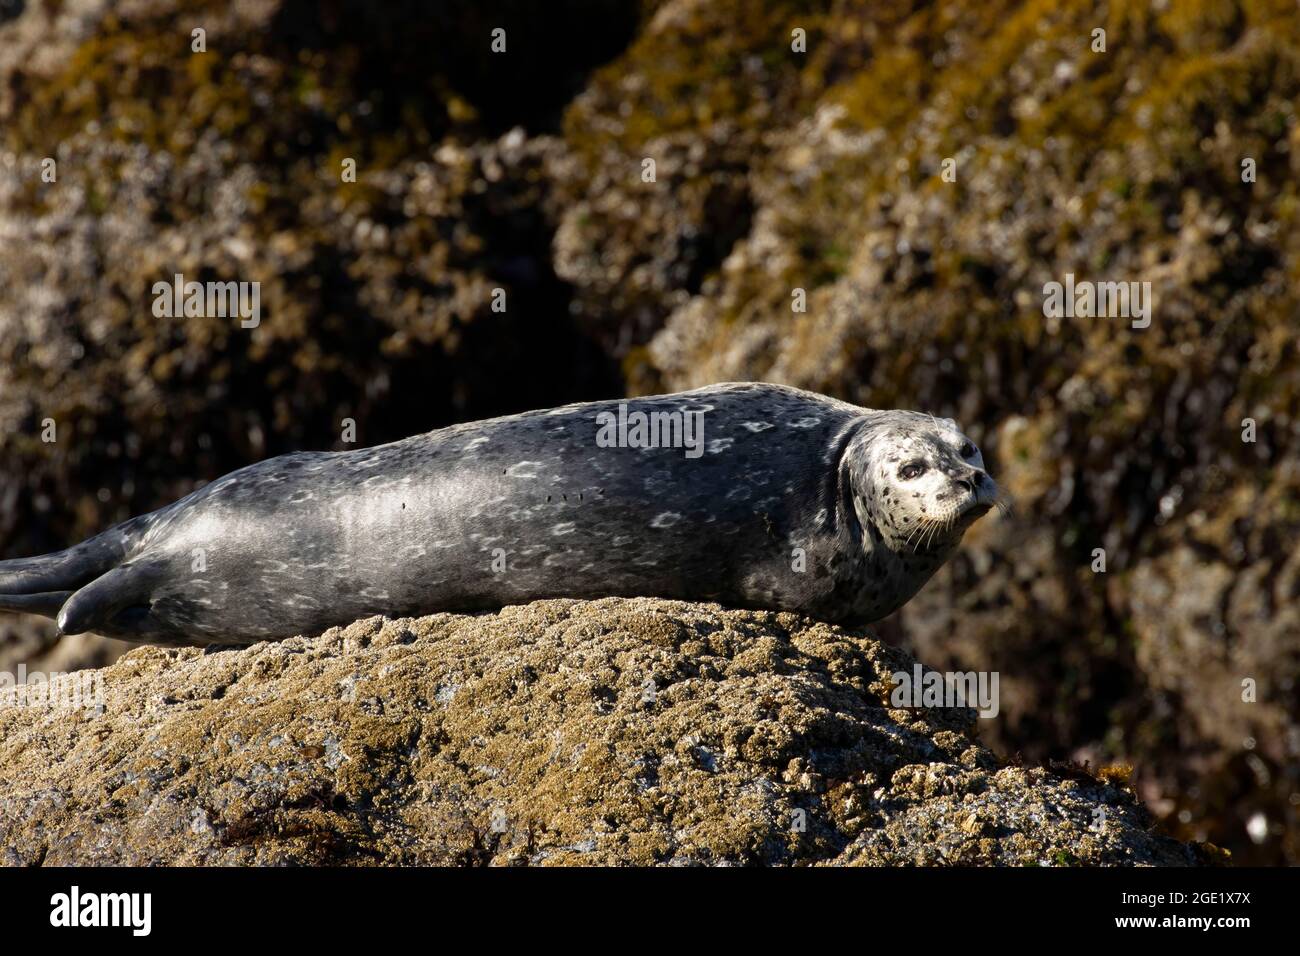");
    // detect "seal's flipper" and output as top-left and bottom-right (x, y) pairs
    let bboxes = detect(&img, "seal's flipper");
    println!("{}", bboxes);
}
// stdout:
(0, 526), (135, 624)
(0, 533), (126, 596)
(55, 562), (163, 637)
(0, 590), (73, 618)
